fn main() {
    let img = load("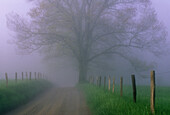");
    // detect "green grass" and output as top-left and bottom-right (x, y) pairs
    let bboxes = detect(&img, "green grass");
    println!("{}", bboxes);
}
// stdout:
(0, 80), (52, 114)
(79, 84), (170, 115)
